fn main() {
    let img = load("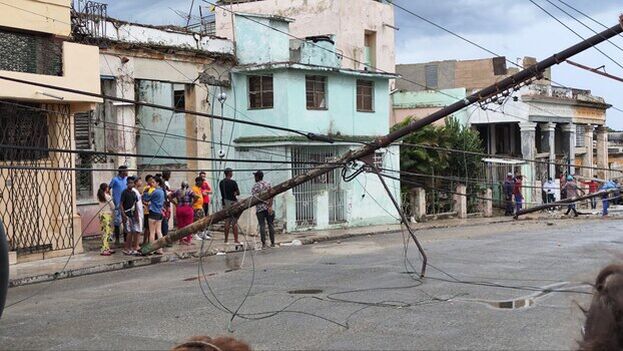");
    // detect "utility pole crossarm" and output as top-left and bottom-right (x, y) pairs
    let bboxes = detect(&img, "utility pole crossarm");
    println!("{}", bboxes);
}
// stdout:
(140, 16), (623, 259)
